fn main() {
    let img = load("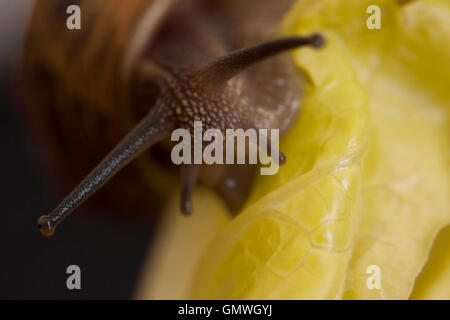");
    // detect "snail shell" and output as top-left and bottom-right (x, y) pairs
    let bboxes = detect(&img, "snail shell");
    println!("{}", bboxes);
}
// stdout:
(21, 0), (324, 236)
